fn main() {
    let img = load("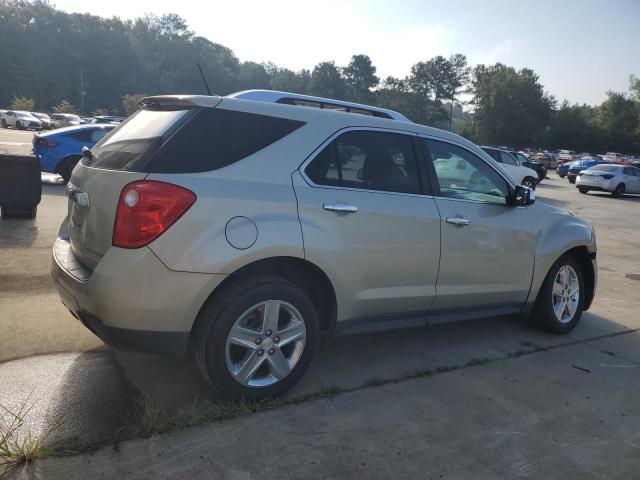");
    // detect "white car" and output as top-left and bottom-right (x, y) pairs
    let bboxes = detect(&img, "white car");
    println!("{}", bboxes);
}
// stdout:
(1, 110), (43, 130)
(50, 113), (81, 129)
(481, 147), (539, 189)
(576, 164), (640, 197)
